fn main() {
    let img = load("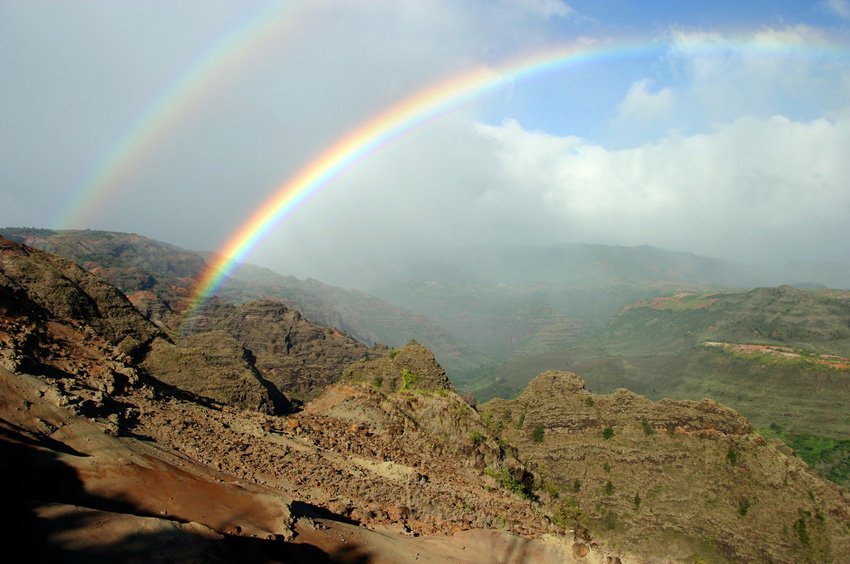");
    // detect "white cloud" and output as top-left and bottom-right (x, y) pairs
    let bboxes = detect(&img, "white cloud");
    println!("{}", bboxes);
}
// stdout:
(474, 113), (850, 263)
(825, 0), (850, 20)
(615, 79), (674, 124)
(659, 26), (850, 133)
